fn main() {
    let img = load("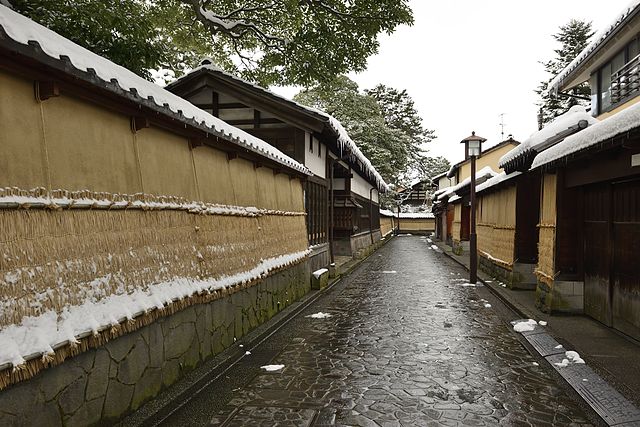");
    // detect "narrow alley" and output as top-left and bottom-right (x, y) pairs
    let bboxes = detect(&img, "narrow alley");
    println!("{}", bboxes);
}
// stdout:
(140, 236), (593, 426)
